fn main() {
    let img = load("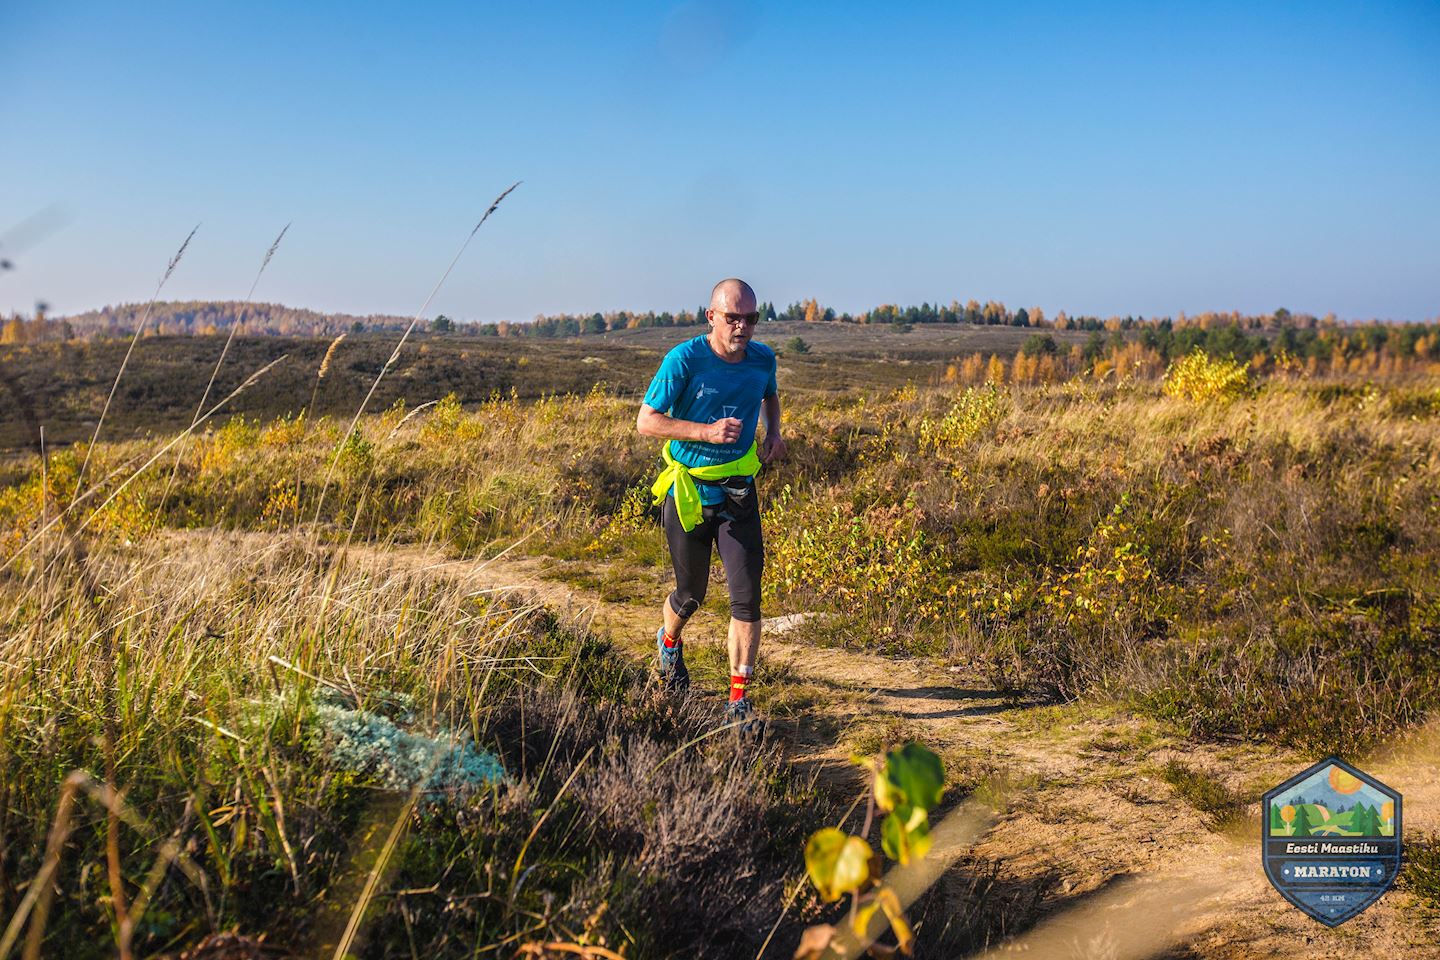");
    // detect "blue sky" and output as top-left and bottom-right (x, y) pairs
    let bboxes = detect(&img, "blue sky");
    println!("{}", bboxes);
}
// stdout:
(2, 1), (1437, 322)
